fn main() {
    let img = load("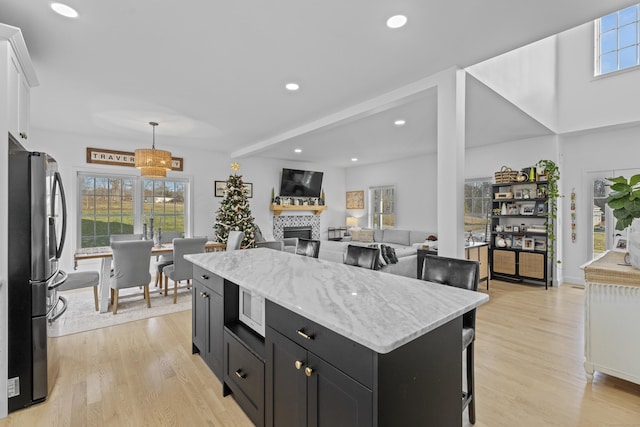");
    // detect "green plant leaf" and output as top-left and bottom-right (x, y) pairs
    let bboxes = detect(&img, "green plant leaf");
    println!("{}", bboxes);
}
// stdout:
(612, 208), (631, 220)
(606, 176), (628, 185)
(607, 197), (627, 209)
(630, 189), (640, 201)
(625, 198), (640, 217)
(616, 216), (634, 230)
(629, 174), (640, 186)
(610, 182), (632, 192)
